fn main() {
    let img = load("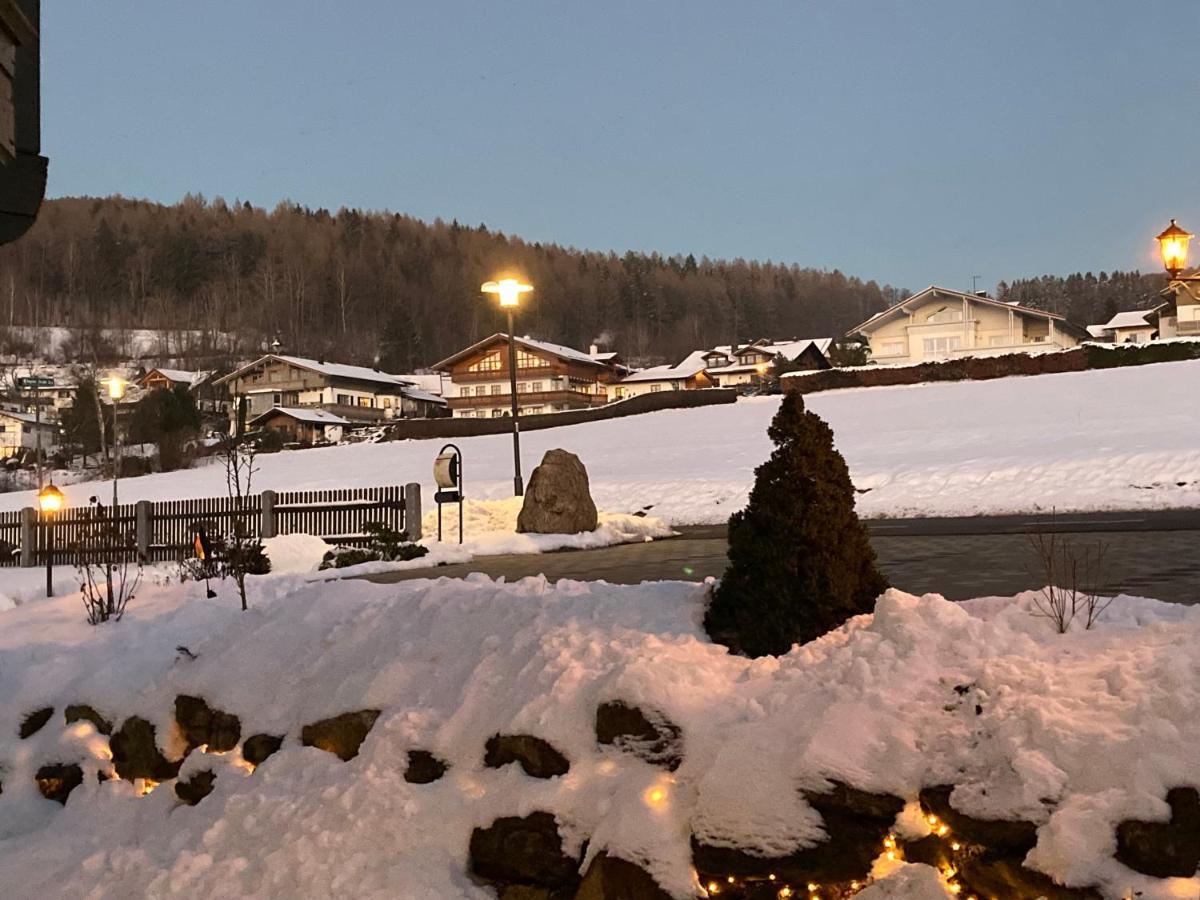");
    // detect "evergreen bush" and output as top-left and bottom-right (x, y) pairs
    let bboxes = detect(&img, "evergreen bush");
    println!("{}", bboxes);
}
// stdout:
(704, 393), (887, 657)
